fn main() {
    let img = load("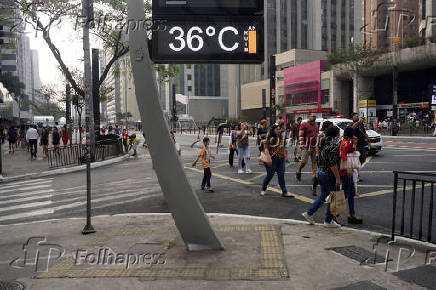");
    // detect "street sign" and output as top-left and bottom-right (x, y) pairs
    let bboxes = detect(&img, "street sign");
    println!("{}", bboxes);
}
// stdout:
(152, 16), (264, 63)
(153, 0), (263, 15)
